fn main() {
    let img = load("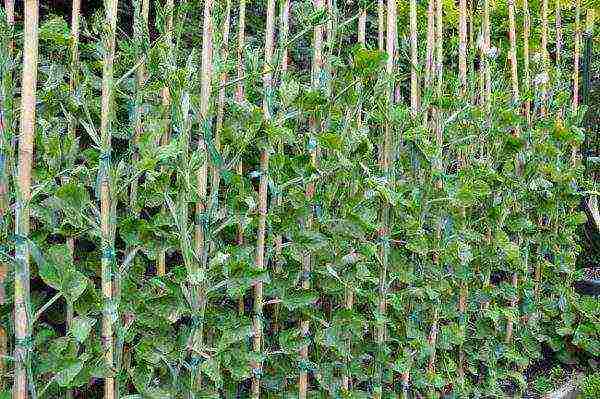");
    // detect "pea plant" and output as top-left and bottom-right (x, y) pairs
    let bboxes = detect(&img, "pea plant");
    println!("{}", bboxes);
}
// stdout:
(0, 0), (598, 398)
